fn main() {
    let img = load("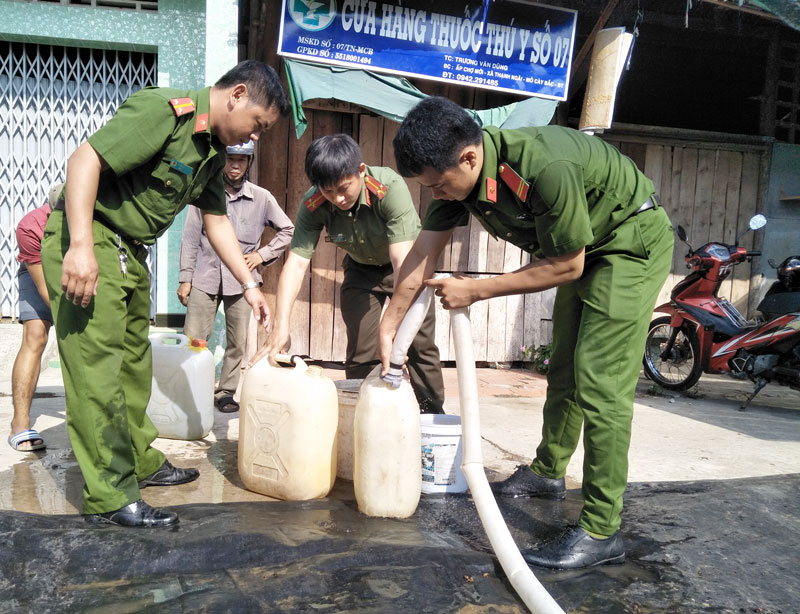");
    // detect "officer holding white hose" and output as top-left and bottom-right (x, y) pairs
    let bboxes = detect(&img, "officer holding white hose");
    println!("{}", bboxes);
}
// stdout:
(253, 133), (445, 414)
(379, 96), (673, 570)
